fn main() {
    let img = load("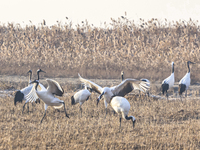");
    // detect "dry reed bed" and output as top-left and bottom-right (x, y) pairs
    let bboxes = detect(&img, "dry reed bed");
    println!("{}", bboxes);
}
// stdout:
(0, 91), (200, 149)
(0, 18), (200, 81)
